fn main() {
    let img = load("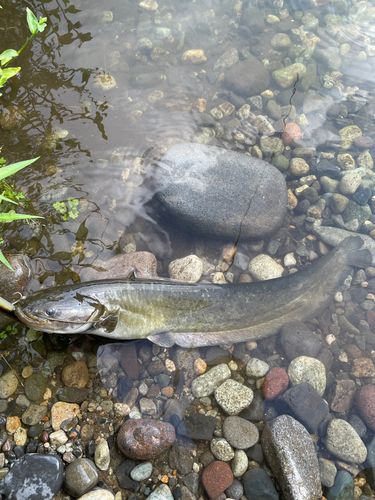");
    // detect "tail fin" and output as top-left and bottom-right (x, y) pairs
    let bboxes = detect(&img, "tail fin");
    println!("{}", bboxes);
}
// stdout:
(338, 236), (372, 268)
